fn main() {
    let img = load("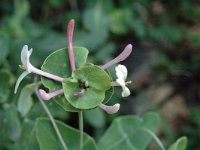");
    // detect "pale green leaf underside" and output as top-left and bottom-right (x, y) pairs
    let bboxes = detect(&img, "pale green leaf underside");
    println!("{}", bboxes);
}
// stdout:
(17, 83), (36, 117)
(168, 136), (187, 150)
(41, 47), (89, 112)
(97, 112), (160, 150)
(36, 118), (98, 150)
